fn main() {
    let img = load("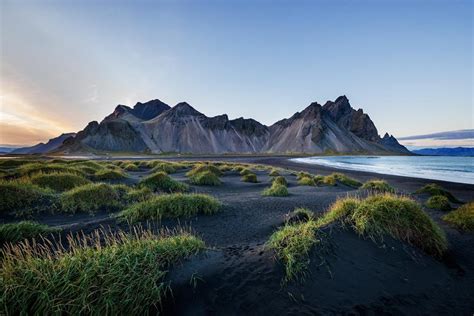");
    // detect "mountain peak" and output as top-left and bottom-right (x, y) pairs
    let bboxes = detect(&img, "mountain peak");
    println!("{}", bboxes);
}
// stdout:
(132, 99), (170, 120)
(172, 102), (202, 115)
